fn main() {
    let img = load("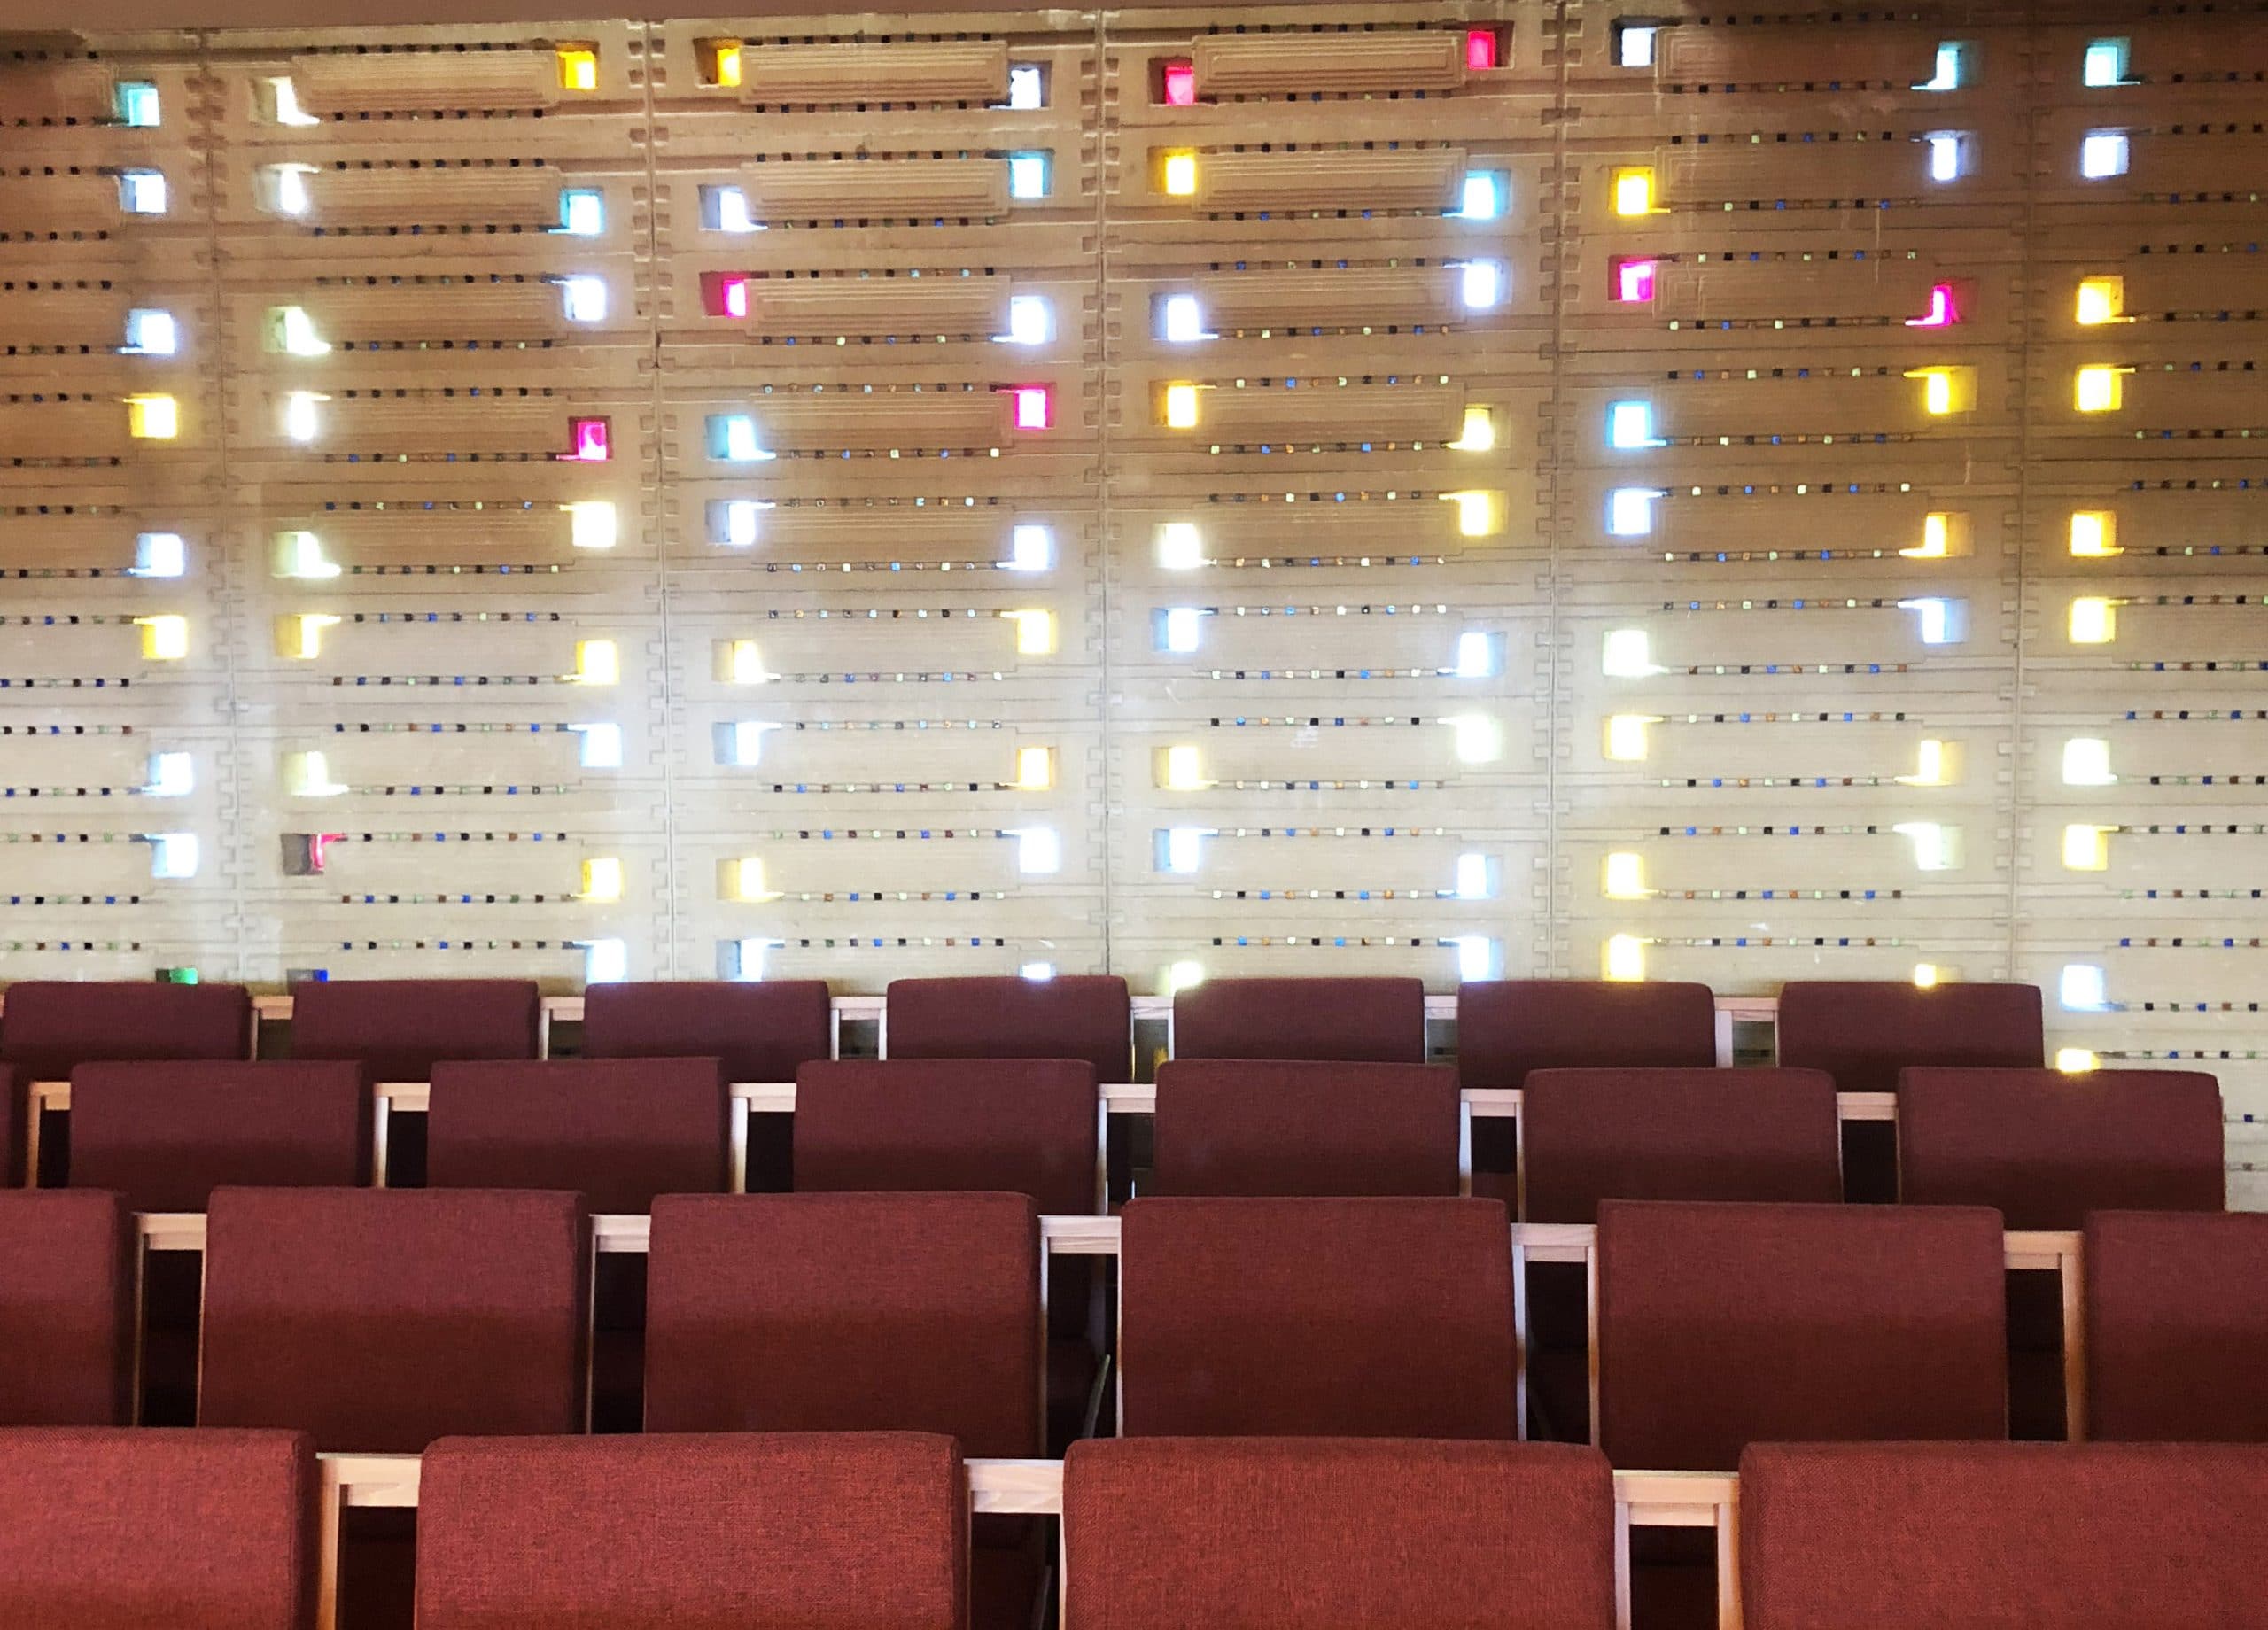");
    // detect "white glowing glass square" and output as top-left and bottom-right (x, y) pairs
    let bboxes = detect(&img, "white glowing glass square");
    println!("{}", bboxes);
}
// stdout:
(1895, 821), (1960, 871)
(720, 500), (767, 547)
(138, 614), (188, 660)
(1912, 964), (1941, 989)
(1449, 408), (1496, 454)
(2084, 39), (2129, 87)
(1454, 936), (1498, 982)
(1008, 152), (1049, 199)
(1612, 167), (1656, 216)
(120, 170), (167, 214)
(274, 306), (330, 357)
(275, 530), (338, 579)
(1162, 745), (1204, 789)
(1460, 260), (1504, 309)
(1019, 961), (1056, 982)
(584, 939), (629, 983)
(2062, 737), (2116, 786)
(1607, 487), (1659, 536)
(2075, 278), (2124, 327)
(1161, 294), (1206, 343)
(1161, 827), (1206, 873)
(1014, 747), (1054, 790)
(562, 276), (608, 322)
(715, 415), (774, 462)
(1008, 609), (1055, 654)
(2060, 964), (2109, 1010)
(123, 309), (176, 355)
(1450, 715), (1502, 763)
(116, 81), (160, 126)
(1013, 387), (1052, 431)
(1604, 714), (1656, 760)
(132, 532), (186, 578)
(285, 751), (346, 797)
(558, 190), (605, 236)
(732, 721), (774, 765)
(726, 939), (775, 982)
(2069, 597), (2117, 643)
(1007, 63), (1045, 108)
(1165, 959), (1205, 996)
(1008, 524), (1052, 572)
(1928, 133), (1962, 182)
(270, 165), (314, 216)
(1160, 608), (1202, 653)
(1604, 851), (1649, 898)
(1618, 25), (1658, 67)
(1602, 629), (1658, 677)
(2075, 366), (2124, 413)
(1005, 295), (1051, 345)
(150, 832), (199, 878)
(2062, 824), (2113, 871)
(1156, 523), (1203, 570)
(1016, 827), (1061, 874)
(283, 391), (322, 444)
(566, 502), (617, 551)
(1899, 596), (1956, 645)
(571, 722), (623, 768)
(2056, 1047), (2101, 1073)
(267, 76), (318, 125)
(726, 640), (766, 685)
(1917, 42), (1965, 90)
(1457, 171), (1505, 219)
(1163, 384), (1200, 428)
(1604, 934), (1646, 982)
(1454, 631), (1500, 678)
(703, 185), (760, 232)
(1609, 400), (1661, 448)
(575, 640), (619, 685)
(144, 751), (194, 796)
(1454, 853), (1491, 900)
(2081, 131), (2129, 178)
(579, 857), (624, 901)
